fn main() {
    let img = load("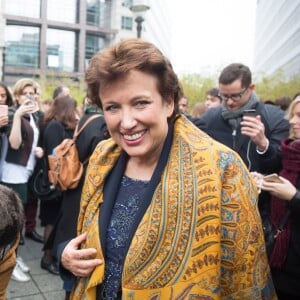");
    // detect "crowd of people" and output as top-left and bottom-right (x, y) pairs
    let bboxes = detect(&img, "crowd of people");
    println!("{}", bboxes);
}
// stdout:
(0, 38), (299, 300)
